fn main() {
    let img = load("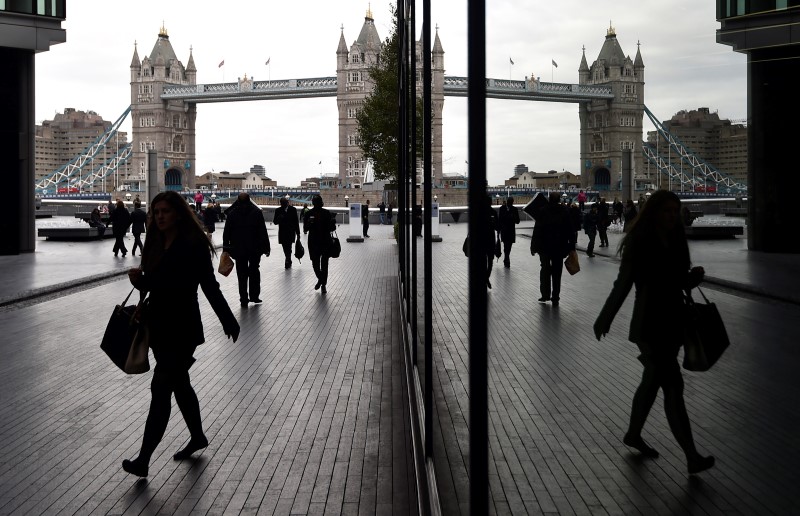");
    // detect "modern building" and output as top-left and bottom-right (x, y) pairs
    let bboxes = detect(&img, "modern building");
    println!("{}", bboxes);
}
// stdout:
(646, 107), (747, 187)
(336, 7), (444, 188)
(35, 108), (131, 191)
(1, 1), (66, 254)
(716, 2), (799, 253)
